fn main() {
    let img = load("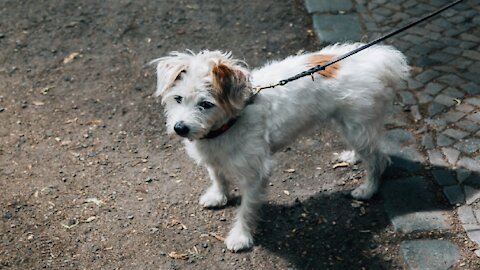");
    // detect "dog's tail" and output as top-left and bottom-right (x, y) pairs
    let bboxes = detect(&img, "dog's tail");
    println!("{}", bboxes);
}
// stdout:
(374, 45), (410, 89)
